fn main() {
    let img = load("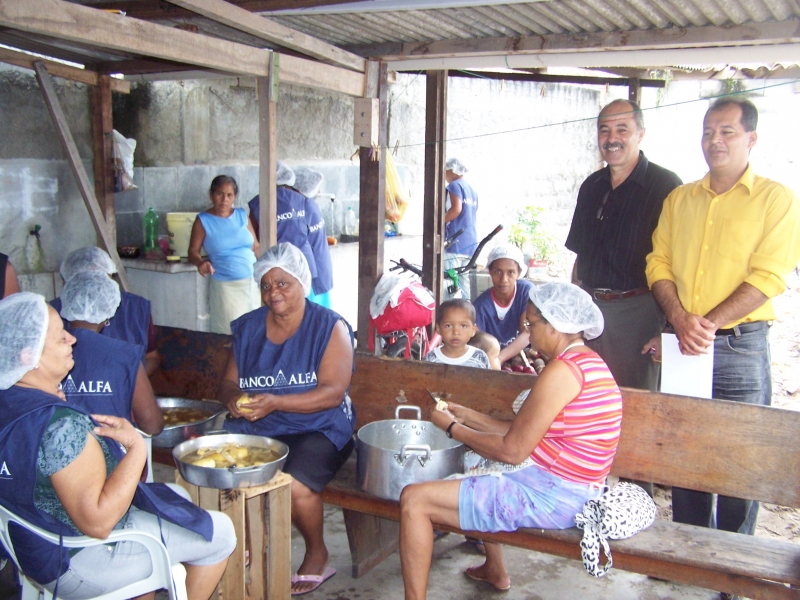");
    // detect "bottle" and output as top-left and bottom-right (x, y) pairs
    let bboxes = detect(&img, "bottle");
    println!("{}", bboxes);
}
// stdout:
(143, 207), (159, 251)
(345, 207), (358, 236)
